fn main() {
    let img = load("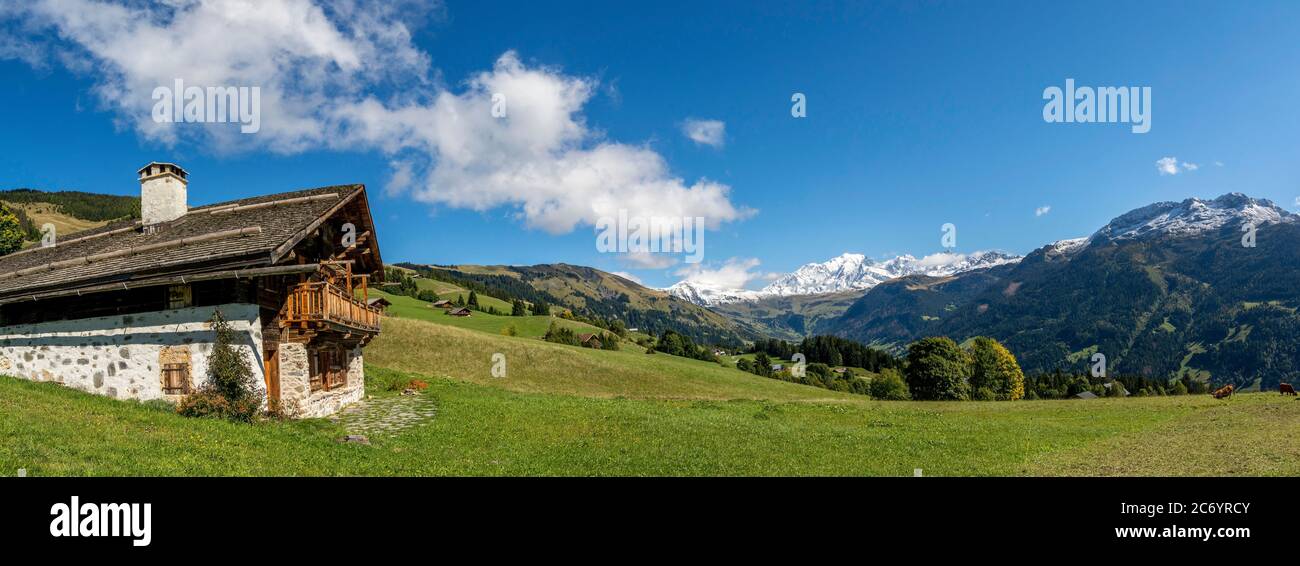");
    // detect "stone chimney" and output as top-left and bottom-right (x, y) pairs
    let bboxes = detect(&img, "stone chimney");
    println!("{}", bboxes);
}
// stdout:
(138, 162), (188, 229)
